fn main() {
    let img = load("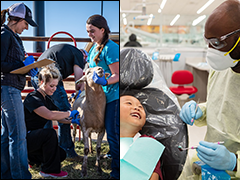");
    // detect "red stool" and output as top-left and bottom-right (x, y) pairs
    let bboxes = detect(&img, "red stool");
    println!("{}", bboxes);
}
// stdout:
(169, 70), (198, 95)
